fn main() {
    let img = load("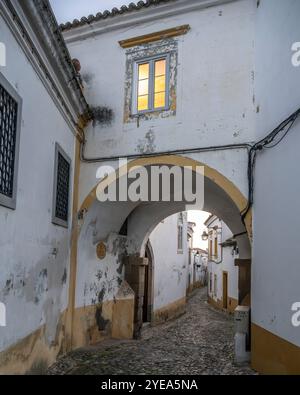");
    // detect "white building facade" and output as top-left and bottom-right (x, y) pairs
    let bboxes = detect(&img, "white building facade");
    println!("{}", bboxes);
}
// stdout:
(0, 0), (299, 375)
(0, 0), (89, 373)
(206, 215), (240, 313)
(149, 212), (189, 323)
(63, 0), (253, 363)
